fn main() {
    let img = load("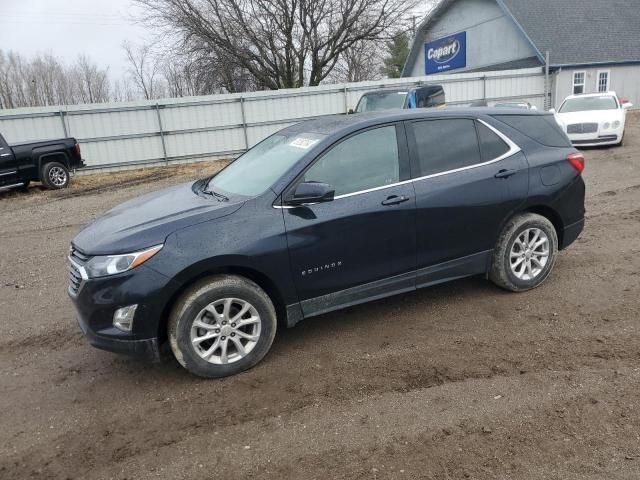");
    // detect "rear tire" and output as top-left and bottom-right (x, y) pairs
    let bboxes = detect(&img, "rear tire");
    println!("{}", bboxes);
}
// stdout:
(168, 275), (277, 378)
(490, 213), (558, 292)
(41, 162), (70, 189)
